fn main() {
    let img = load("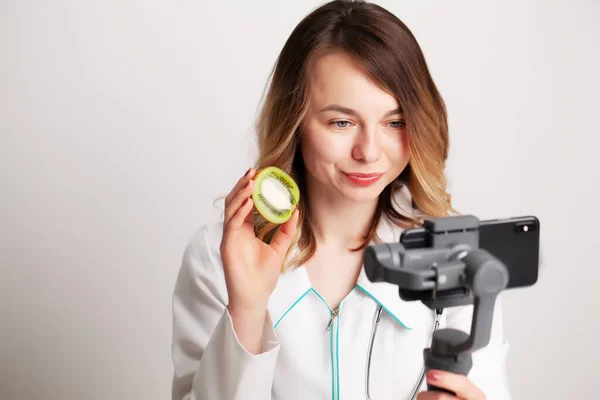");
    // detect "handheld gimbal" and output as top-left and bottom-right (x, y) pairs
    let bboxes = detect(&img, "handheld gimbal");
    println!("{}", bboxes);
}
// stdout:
(363, 215), (510, 394)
